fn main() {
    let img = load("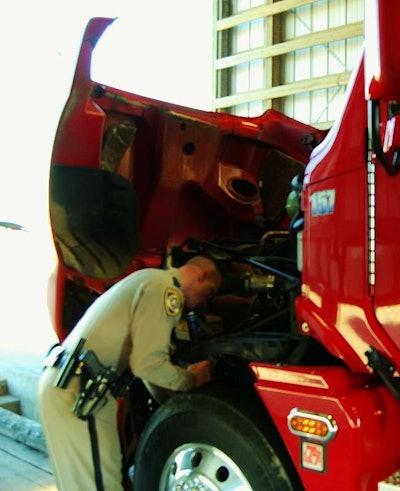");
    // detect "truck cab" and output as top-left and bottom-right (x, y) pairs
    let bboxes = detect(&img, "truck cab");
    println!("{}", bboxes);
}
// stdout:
(48, 2), (400, 489)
